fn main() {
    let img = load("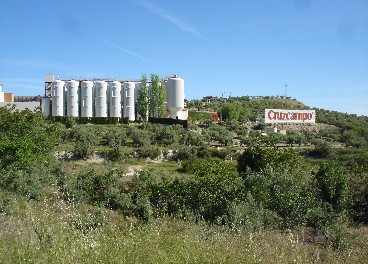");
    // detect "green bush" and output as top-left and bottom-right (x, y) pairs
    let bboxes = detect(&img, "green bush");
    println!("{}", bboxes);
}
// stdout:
(0, 162), (59, 200)
(226, 193), (282, 231)
(0, 105), (60, 169)
(130, 127), (155, 147)
(237, 146), (300, 174)
(315, 161), (349, 212)
(104, 127), (127, 148)
(70, 125), (97, 158)
(242, 165), (315, 227)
